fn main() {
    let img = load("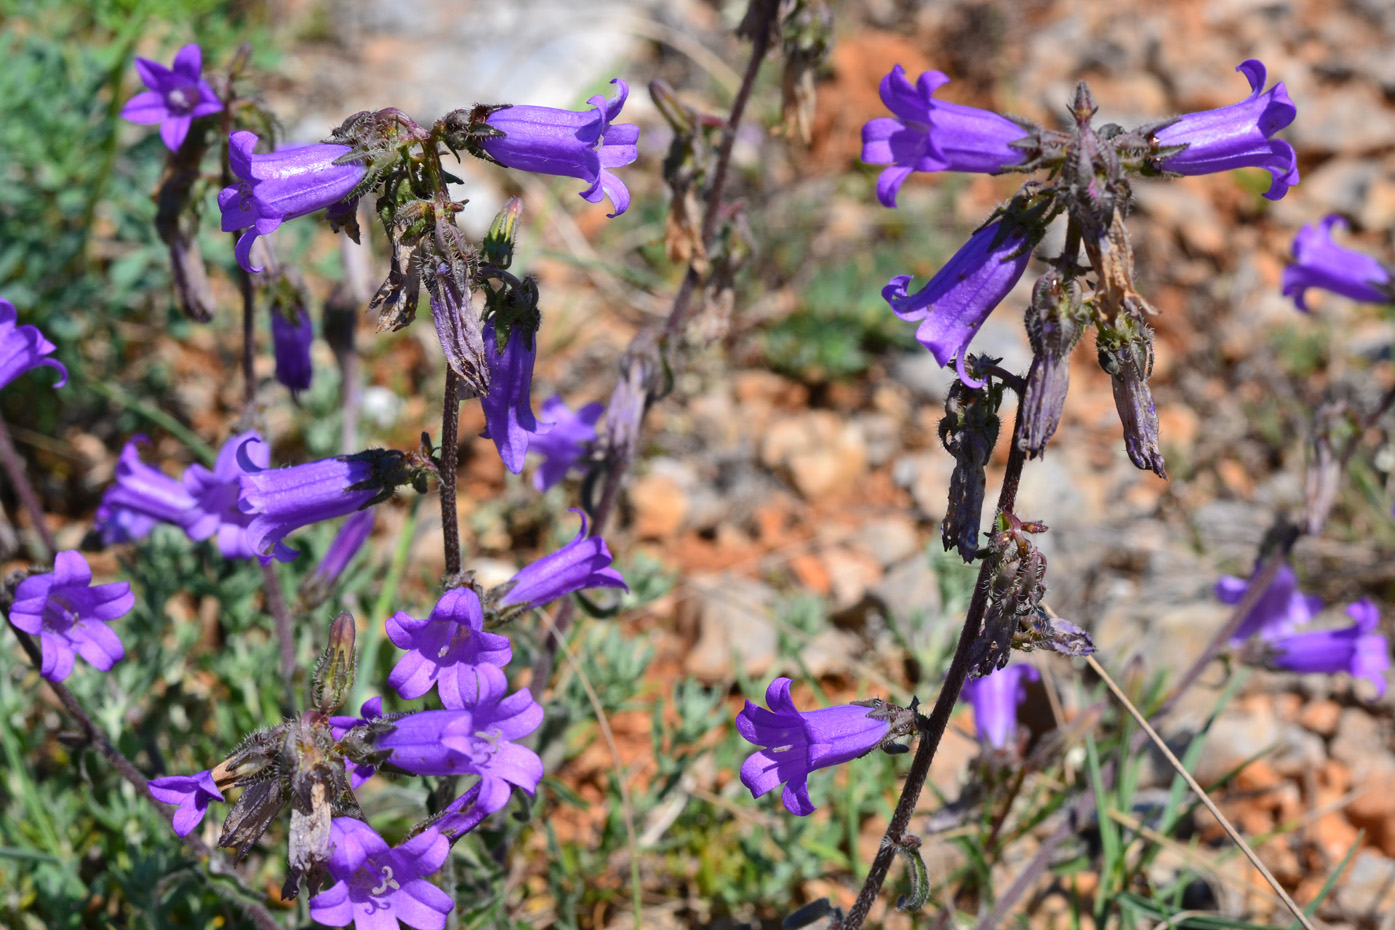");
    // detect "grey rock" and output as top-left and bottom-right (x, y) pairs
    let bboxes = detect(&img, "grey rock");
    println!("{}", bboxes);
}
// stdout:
(683, 574), (779, 683)
(1333, 850), (1395, 916)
